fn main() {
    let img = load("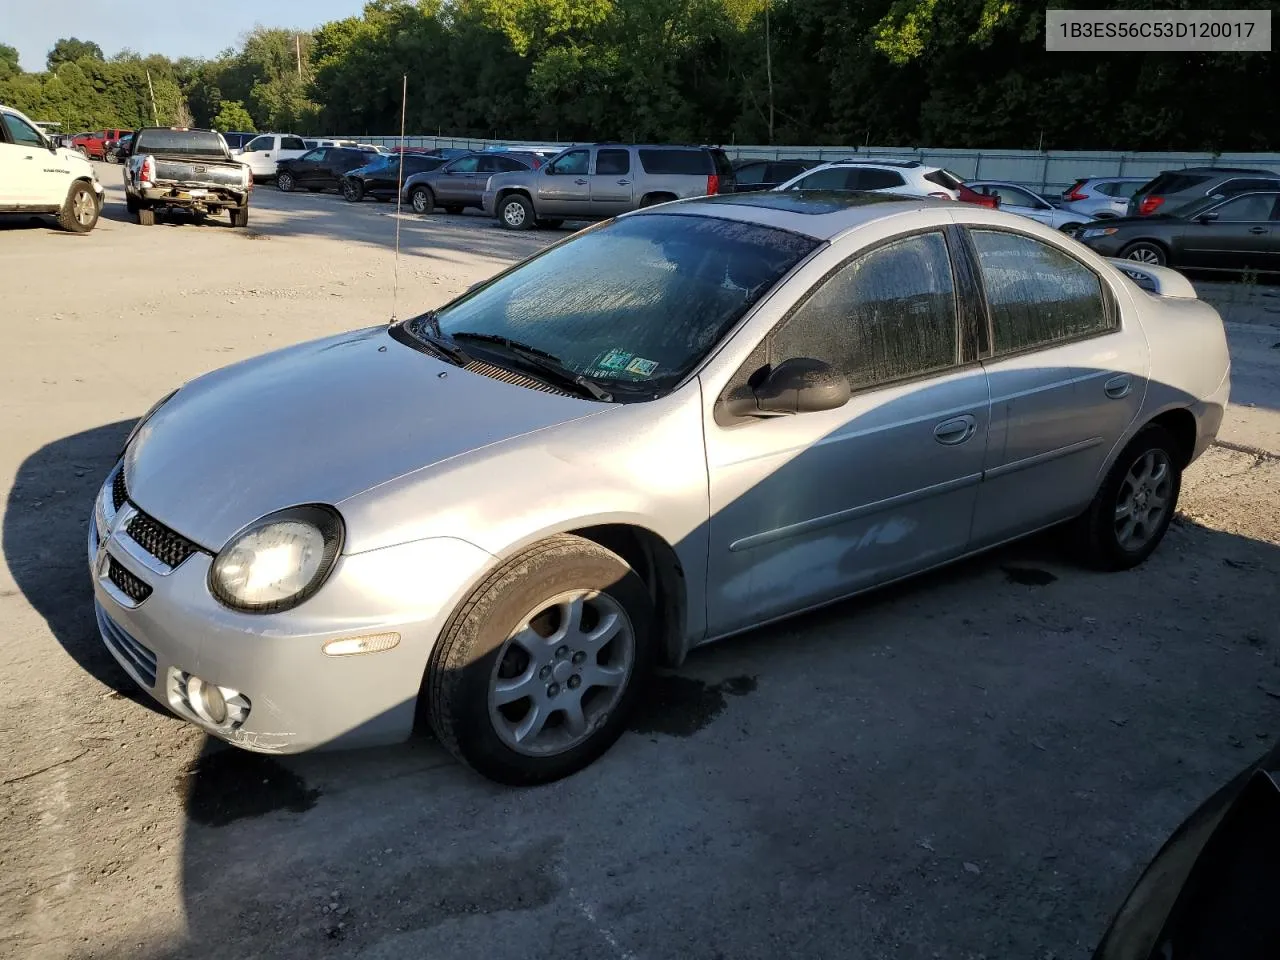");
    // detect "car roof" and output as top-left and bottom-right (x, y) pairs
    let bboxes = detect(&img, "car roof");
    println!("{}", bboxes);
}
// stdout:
(1176, 167), (1279, 176)
(636, 190), (953, 240)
